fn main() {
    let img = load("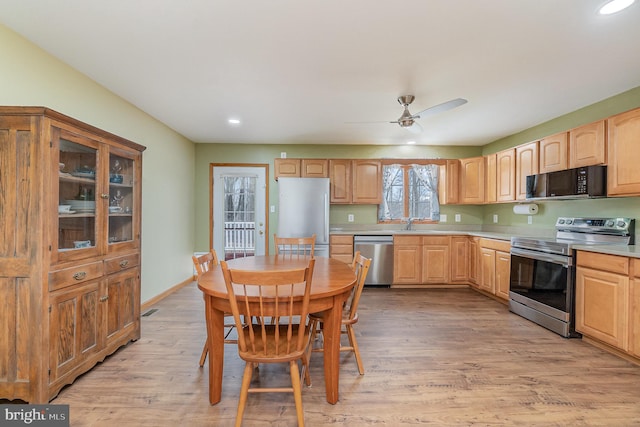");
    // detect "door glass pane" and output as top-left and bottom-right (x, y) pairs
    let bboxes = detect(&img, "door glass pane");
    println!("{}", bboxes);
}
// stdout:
(108, 154), (135, 244)
(223, 175), (256, 260)
(58, 139), (97, 251)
